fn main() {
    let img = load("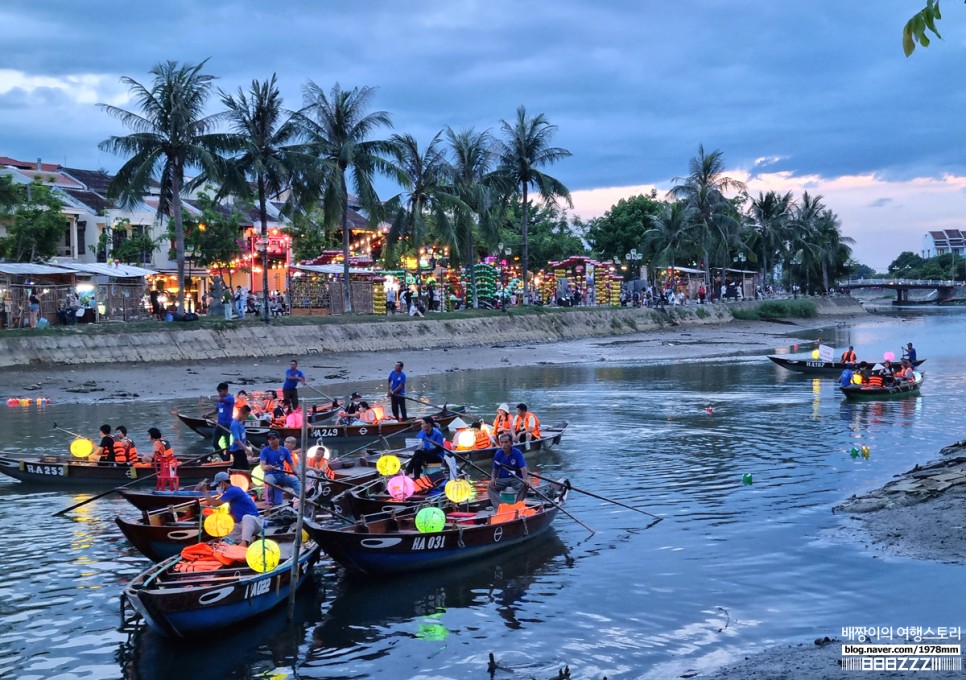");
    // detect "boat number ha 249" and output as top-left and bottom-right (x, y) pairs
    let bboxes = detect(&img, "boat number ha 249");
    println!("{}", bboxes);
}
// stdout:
(412, 535), (446, 550)
(23, 463), (66, 476)
(311, 428), (341, 438)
